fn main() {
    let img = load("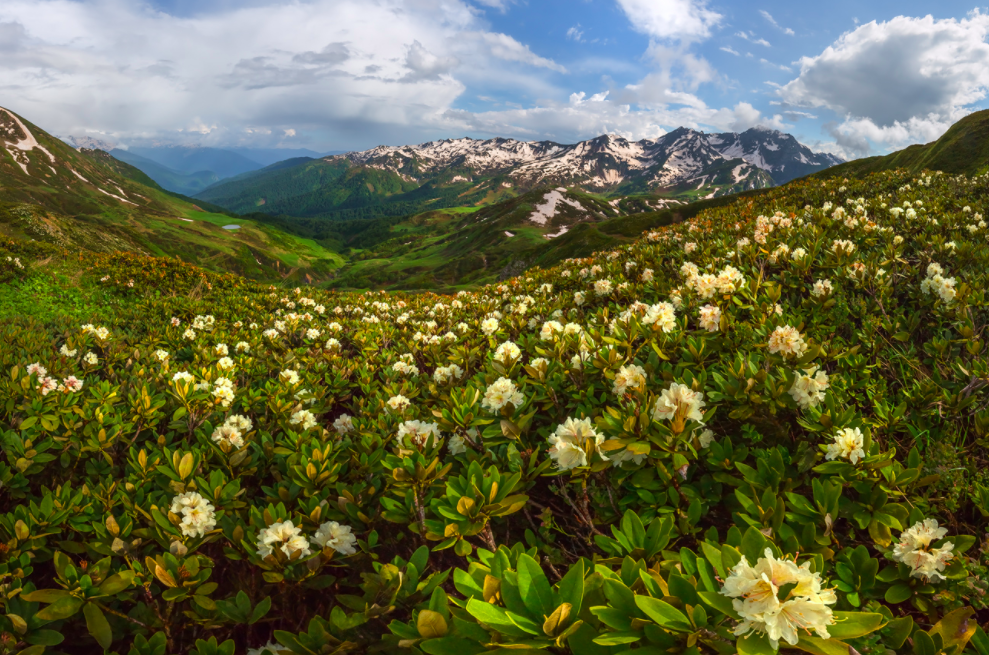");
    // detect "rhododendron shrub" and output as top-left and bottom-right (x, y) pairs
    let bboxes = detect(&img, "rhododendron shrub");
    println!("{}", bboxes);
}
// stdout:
(1, 170), (988, 653)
